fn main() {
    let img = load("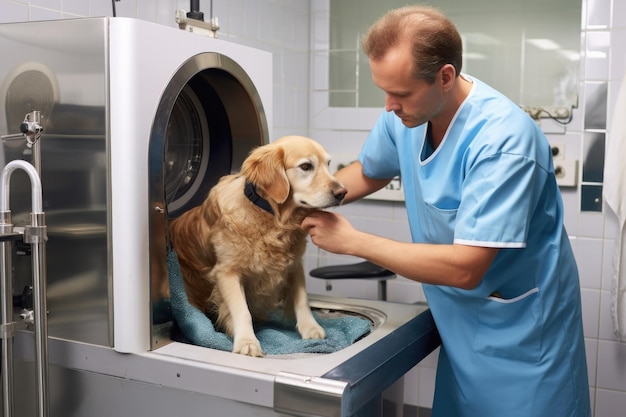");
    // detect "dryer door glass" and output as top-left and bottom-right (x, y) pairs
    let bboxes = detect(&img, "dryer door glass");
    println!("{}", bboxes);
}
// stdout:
(163, 76), (232, 216)
(165, 84), (205, 209)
